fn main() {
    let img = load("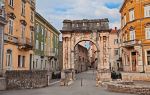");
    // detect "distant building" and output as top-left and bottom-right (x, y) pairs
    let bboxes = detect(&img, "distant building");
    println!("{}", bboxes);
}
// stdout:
(74, 44), (89, 73)
(88, 43), (98, 69)
(109, 27), (120, 71)
(58, 41), (63, 70)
